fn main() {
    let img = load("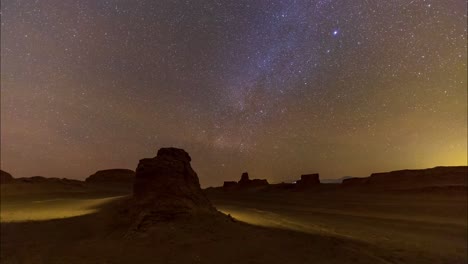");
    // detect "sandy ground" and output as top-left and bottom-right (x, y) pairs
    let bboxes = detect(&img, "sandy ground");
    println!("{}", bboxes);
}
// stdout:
(1, 195), (123, 222)
(0, 185), (466, 264)
(207, 190), (468, 264)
